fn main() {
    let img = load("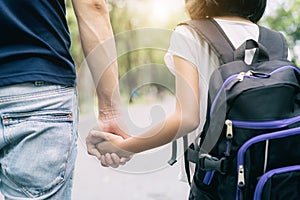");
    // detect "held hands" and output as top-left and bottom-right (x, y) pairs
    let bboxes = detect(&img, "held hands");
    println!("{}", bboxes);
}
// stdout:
(86, 115), (133, 168)
(91, 130), (133, 157)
